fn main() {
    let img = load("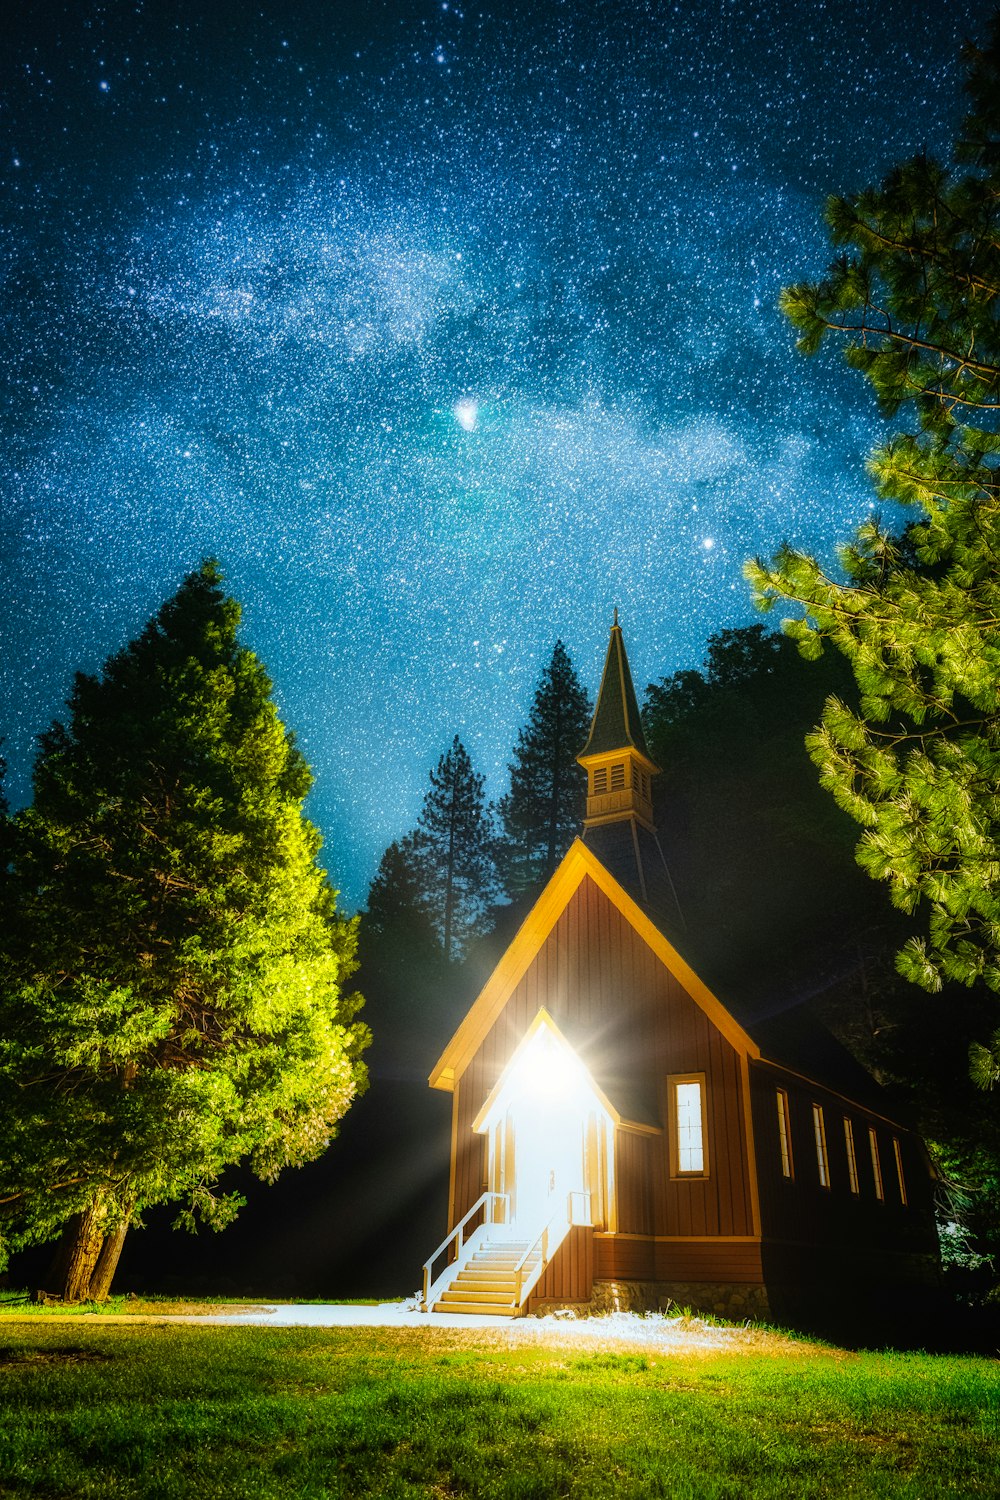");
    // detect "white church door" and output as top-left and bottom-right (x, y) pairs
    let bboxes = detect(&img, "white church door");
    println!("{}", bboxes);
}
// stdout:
(507, 1090), (585, 1231)
(480, 1013), (614, 1238)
